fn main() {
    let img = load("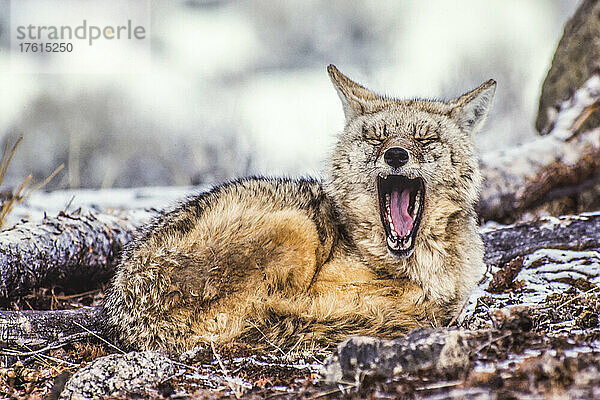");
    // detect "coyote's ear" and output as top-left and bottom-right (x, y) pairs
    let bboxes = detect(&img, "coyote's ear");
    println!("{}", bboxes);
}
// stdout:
(449, 79), (496, 134)
(328, 64), (383, 122)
